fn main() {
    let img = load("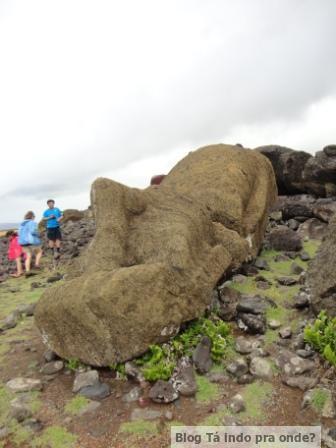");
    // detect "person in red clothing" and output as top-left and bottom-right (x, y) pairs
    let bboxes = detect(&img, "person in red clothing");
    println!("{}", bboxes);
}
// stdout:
(6, 230), (24, 277)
